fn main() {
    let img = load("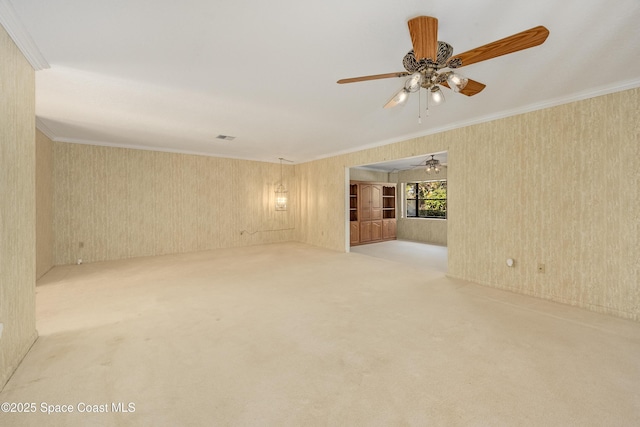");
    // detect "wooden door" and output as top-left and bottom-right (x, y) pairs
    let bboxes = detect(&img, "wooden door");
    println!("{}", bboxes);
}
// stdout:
(350, 222), (359, 244)
(370, 185), (382, 220)
(359, 184), (382, 222)
(371, 220), (383, 241)
(360, 221), (371, 242)
(383, 219), (396, 239)
(360, 184), (372, 221)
